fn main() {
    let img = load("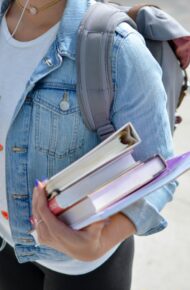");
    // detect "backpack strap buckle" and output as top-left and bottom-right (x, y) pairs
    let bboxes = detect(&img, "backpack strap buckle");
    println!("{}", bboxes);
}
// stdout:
(97, 123), (116, 141)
